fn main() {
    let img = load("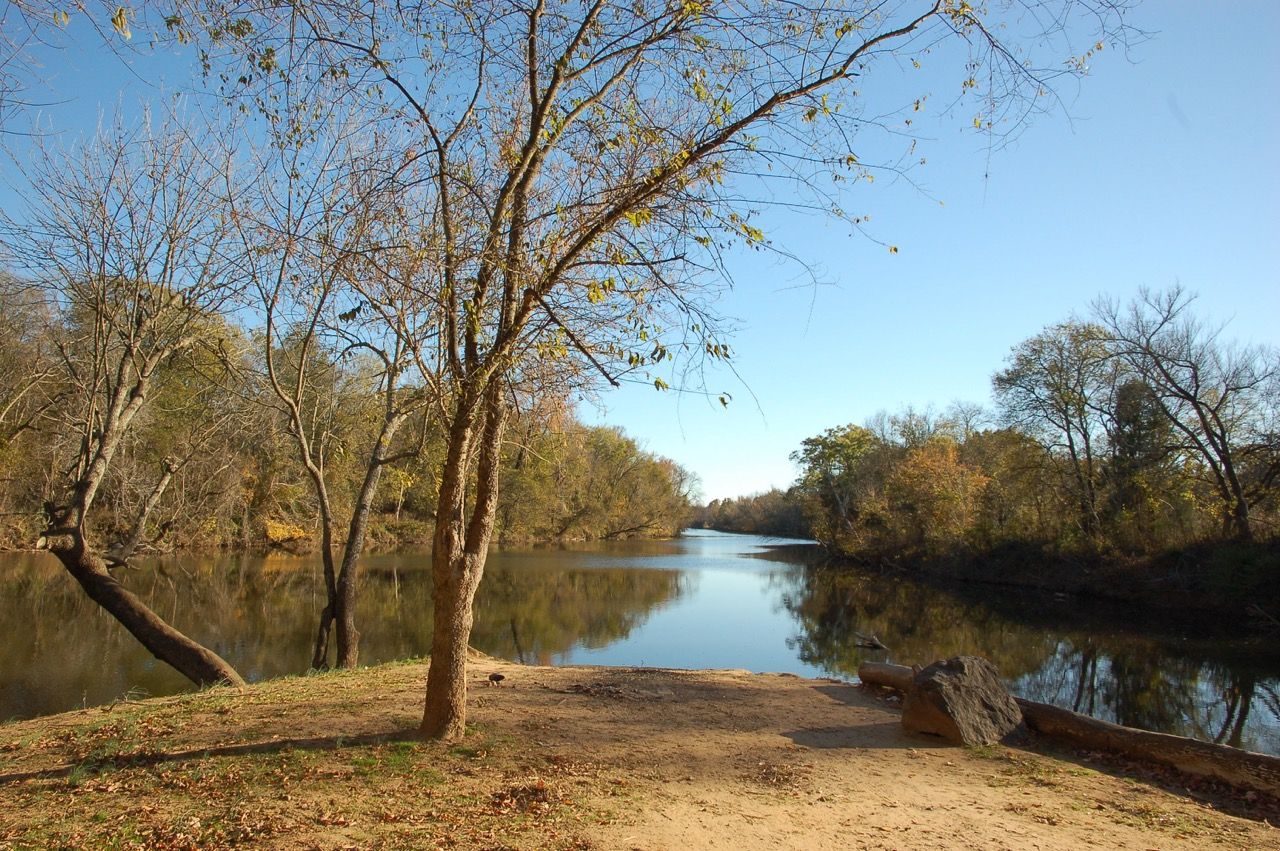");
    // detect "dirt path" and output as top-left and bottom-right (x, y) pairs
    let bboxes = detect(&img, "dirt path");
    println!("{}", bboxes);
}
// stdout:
(0, 658), (1273, 849)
